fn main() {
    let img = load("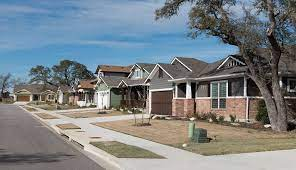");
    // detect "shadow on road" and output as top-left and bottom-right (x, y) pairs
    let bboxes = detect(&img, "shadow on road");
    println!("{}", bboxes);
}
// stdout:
(0, 149), (75, 164)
